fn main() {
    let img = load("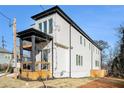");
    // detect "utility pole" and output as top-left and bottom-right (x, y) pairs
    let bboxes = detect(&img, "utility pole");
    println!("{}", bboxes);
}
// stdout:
(13, 17), (17, 68)
(0, 11), (18, 76)
(2, 36), (6, 48)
